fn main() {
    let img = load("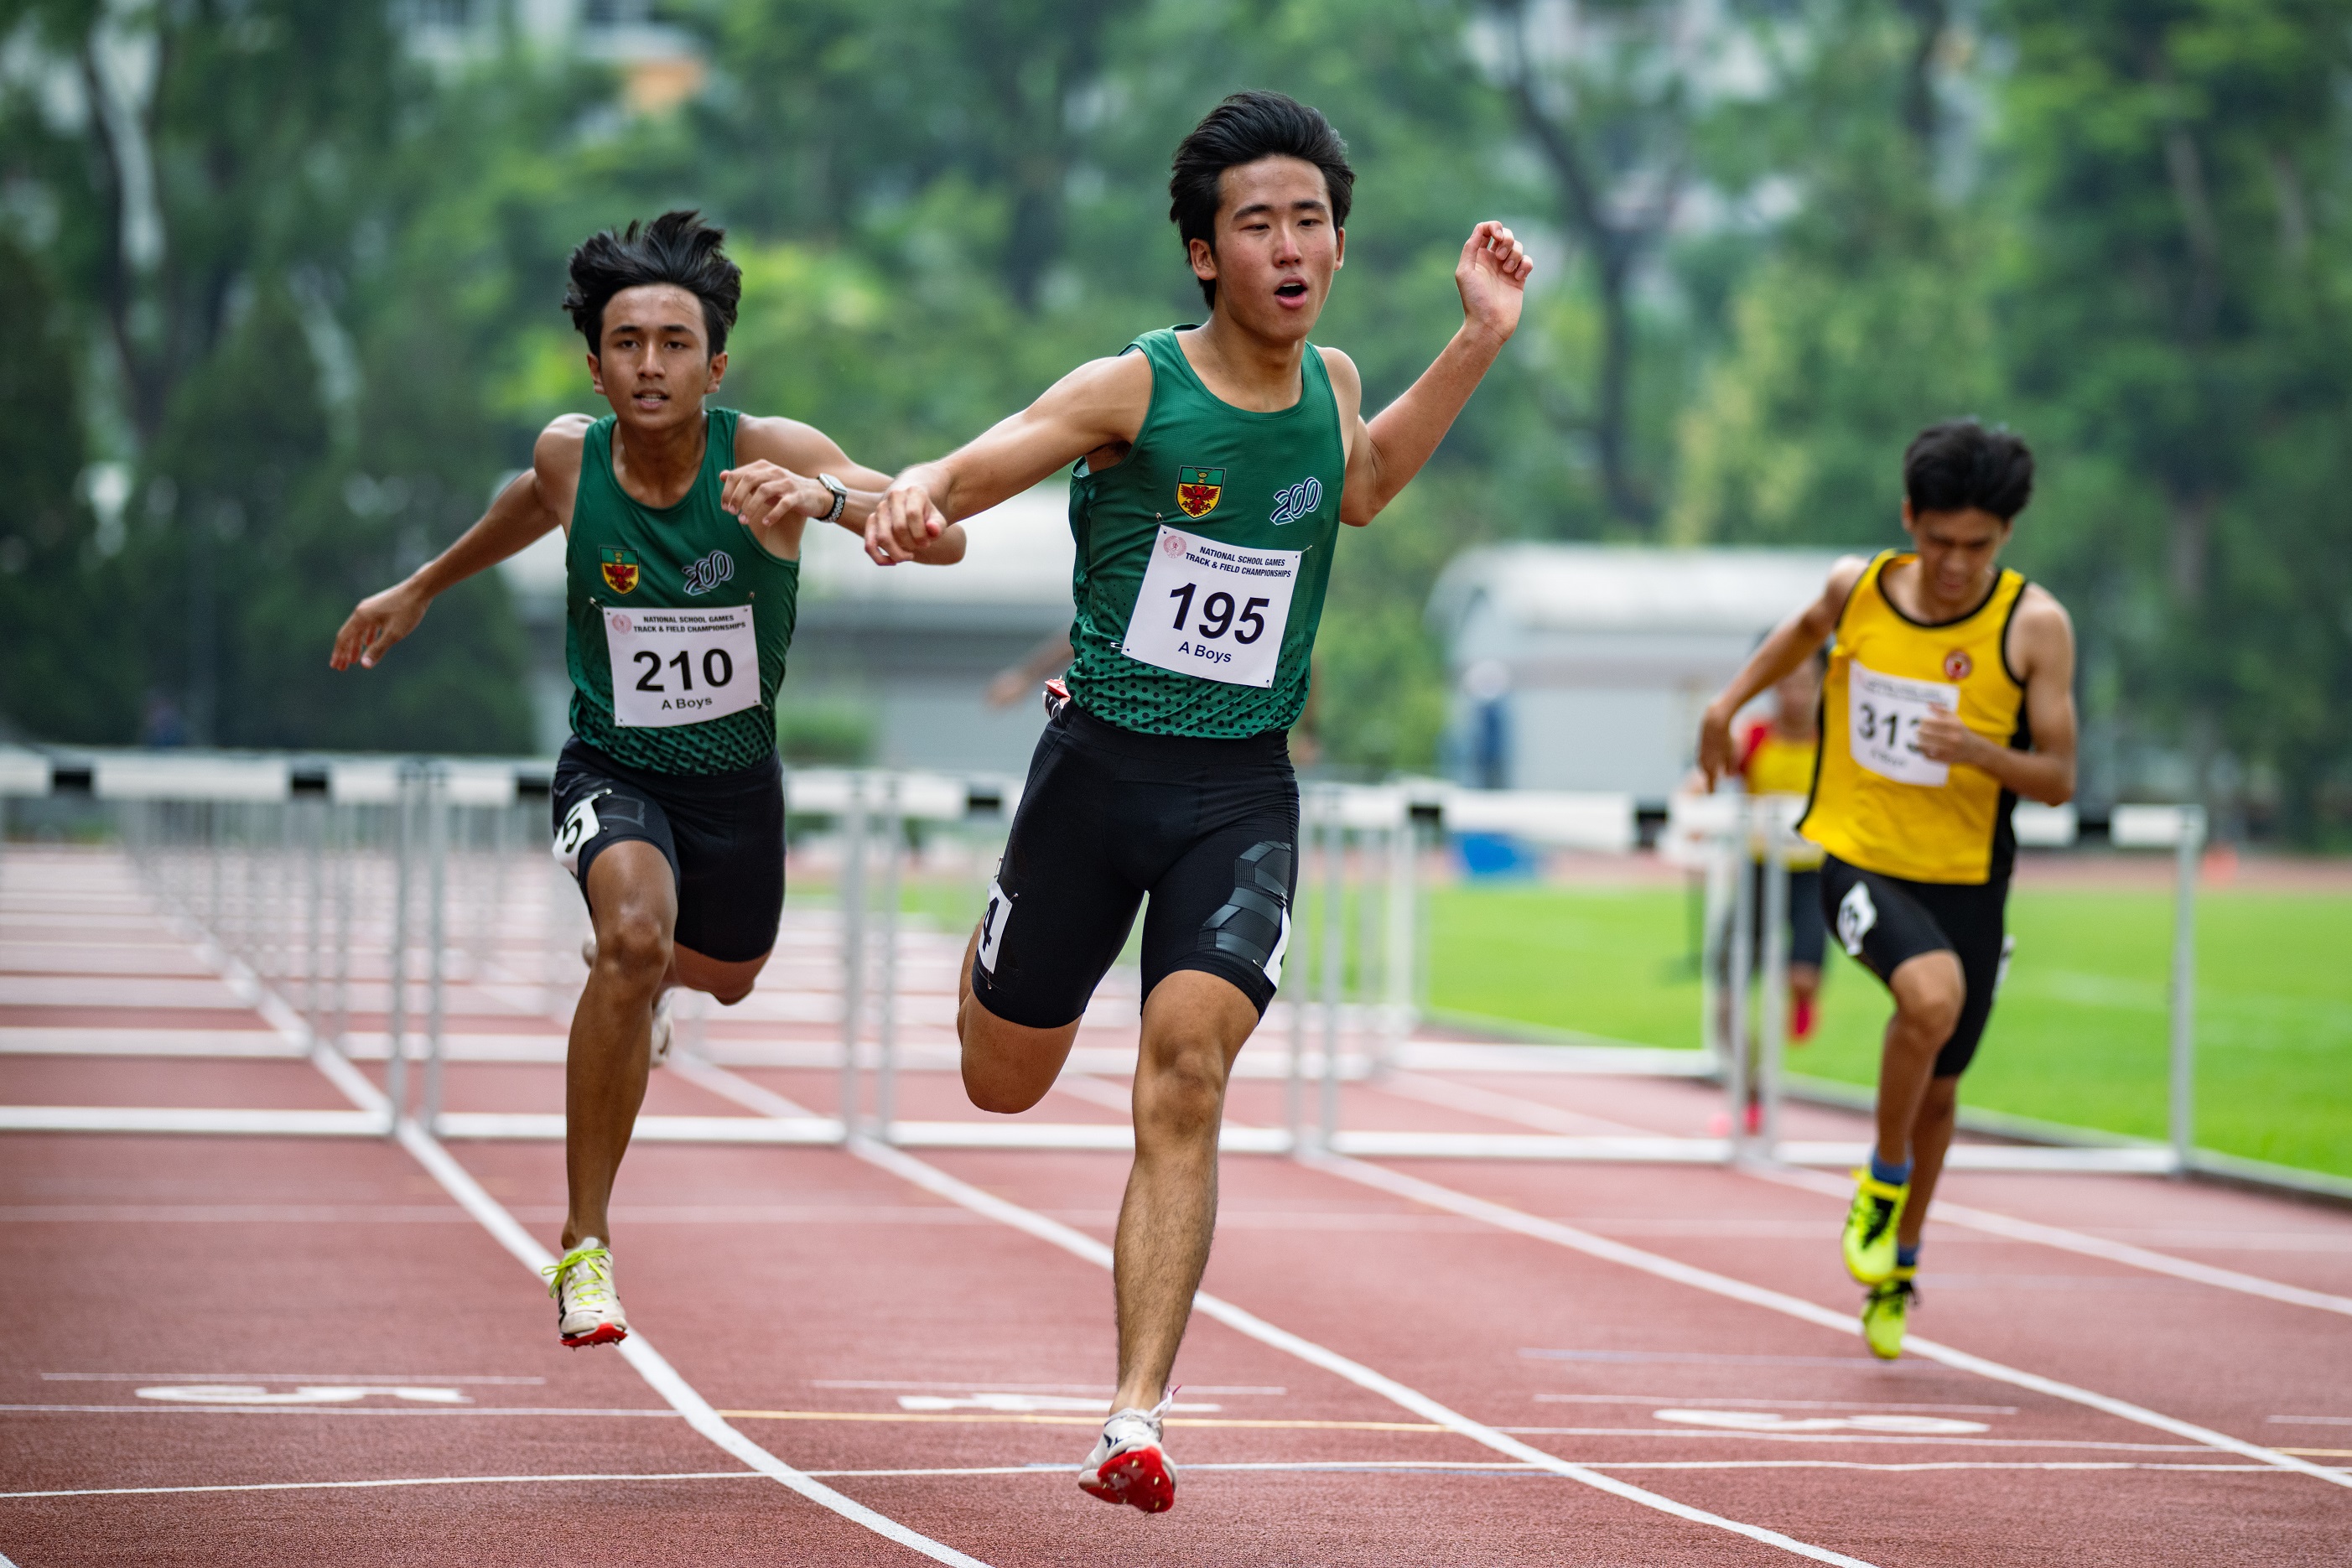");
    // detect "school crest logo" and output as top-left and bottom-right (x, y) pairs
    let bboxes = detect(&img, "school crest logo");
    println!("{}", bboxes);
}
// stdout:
(1943, 649), (1973, 681)
(1176, 466), (1224, 519)
(600, 548), (640, 595)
